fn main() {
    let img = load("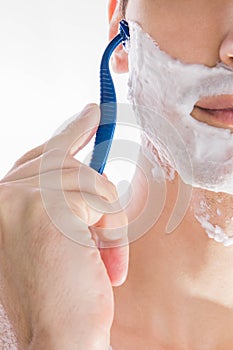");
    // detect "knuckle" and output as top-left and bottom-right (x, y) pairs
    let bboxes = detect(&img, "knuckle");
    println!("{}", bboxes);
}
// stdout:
(42, 150), (82, 174)
(65, 156), (81, 168)
(107, 181), (118, 196)
(0, 184), (43, 229)
(43, 148), (68, 163)
(106, 183), (119, 202)
(97, 176), (118, 199)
